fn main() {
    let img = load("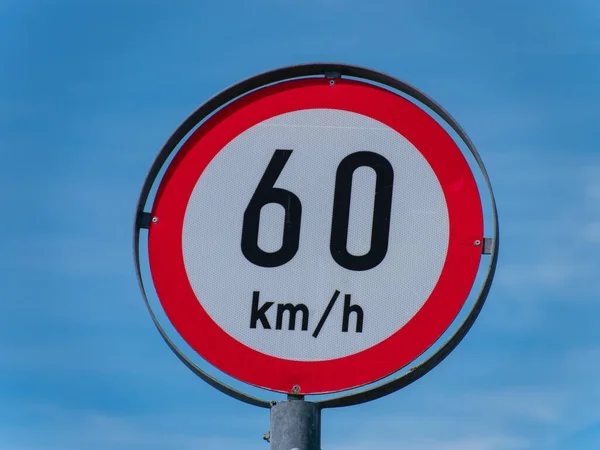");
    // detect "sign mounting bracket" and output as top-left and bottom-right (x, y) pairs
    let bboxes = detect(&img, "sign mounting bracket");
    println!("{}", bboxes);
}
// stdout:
(138, 212), (152, 229)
